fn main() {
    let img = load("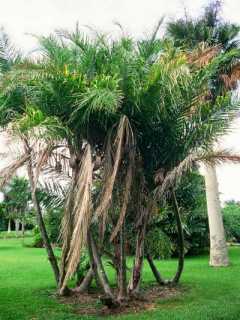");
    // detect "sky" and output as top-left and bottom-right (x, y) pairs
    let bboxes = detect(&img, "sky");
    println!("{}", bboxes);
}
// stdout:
(0, 0), (240, 203)
(1, 0), (240, 53)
